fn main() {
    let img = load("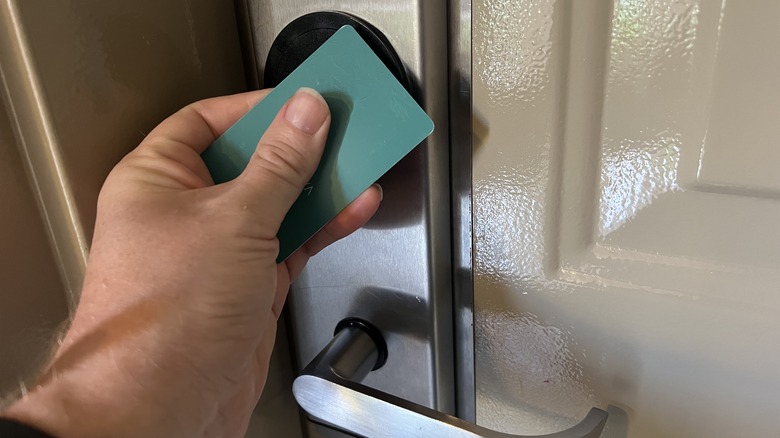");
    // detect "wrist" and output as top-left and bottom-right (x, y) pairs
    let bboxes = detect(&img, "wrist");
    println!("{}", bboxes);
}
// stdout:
(4, 373), (103, 438)
(4, 312), (211, 438)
